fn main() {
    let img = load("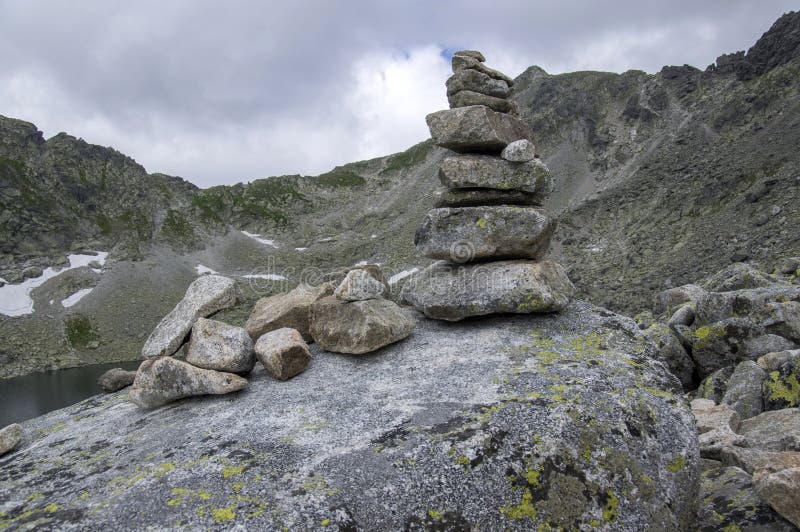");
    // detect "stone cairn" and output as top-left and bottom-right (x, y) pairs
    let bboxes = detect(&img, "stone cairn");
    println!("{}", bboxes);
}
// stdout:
(402, 50), (575, 321)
